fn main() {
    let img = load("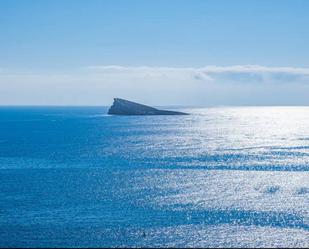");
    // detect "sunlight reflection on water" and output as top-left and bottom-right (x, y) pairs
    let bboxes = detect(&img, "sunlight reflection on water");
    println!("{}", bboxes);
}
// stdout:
(0, 106), (308, 247)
